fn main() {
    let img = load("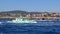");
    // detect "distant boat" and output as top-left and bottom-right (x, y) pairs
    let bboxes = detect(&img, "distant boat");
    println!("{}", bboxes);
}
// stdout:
(7, 18), (37, 23)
